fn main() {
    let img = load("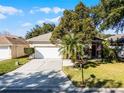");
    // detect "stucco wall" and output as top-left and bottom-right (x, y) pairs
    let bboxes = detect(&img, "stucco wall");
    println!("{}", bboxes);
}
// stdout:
(11, 44), (29, 58)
